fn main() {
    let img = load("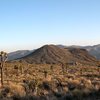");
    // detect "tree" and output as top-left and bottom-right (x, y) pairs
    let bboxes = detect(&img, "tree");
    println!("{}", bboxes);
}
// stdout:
(43, 70), (48, 78)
